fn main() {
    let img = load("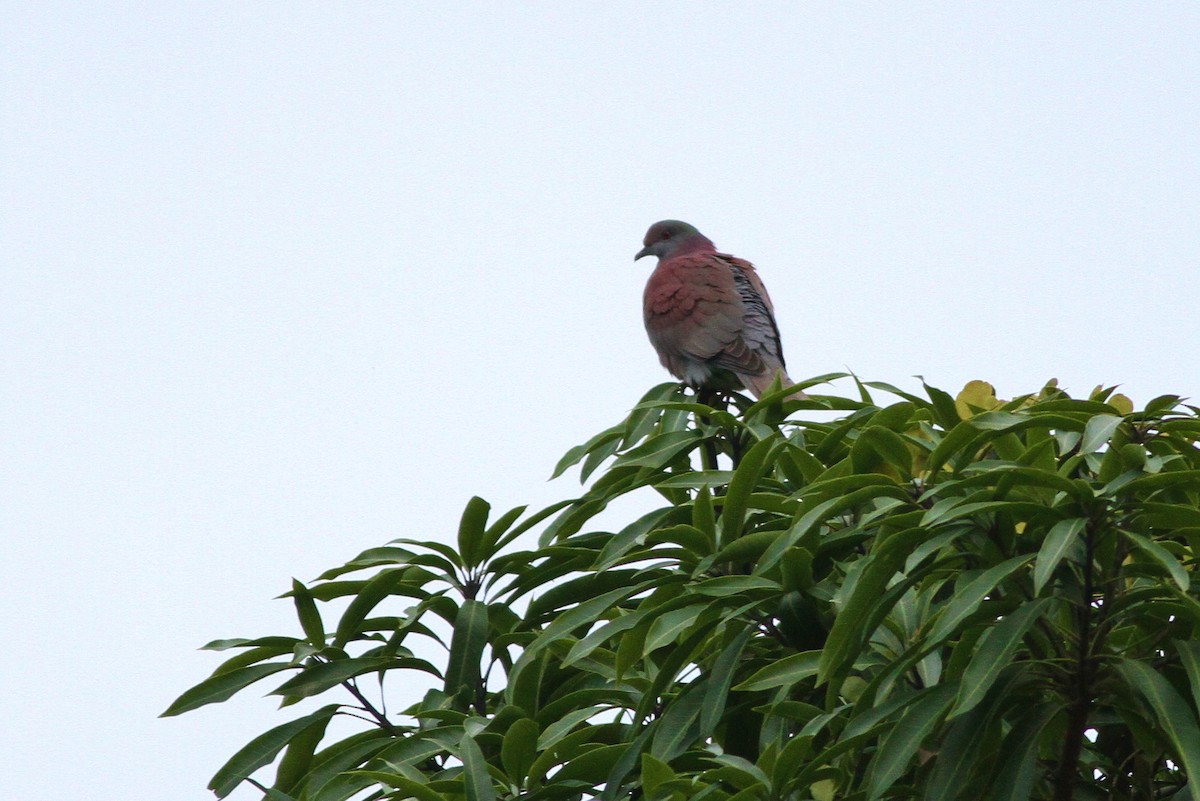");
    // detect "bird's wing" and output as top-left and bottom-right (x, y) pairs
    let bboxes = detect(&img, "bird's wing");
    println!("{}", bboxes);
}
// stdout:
(644, 252), (782, 376)
(721, 255), (787, 372)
